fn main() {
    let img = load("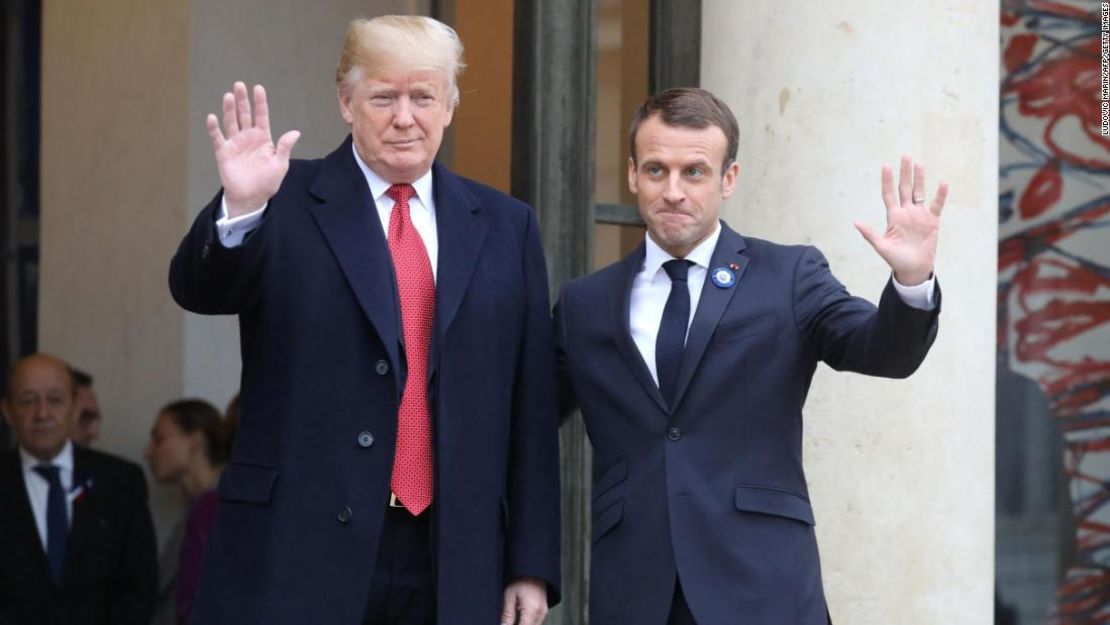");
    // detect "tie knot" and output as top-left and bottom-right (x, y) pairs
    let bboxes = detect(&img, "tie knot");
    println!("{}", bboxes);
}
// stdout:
(33, 464), (61, 484)
(387, 183), (416, 205)
(663, 259), (693, 283)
